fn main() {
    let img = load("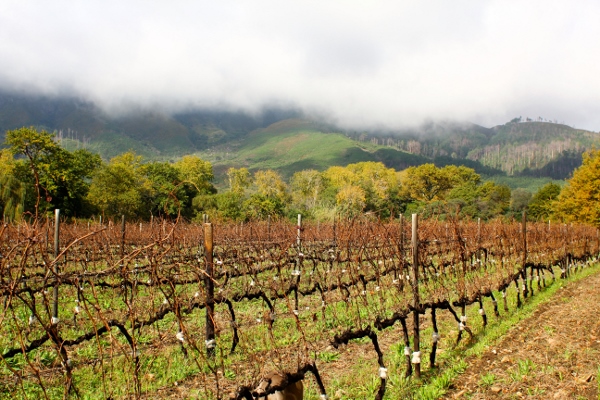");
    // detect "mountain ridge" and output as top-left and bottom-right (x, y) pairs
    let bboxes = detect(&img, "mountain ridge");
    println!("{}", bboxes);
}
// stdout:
(0, 90), (597, 180)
